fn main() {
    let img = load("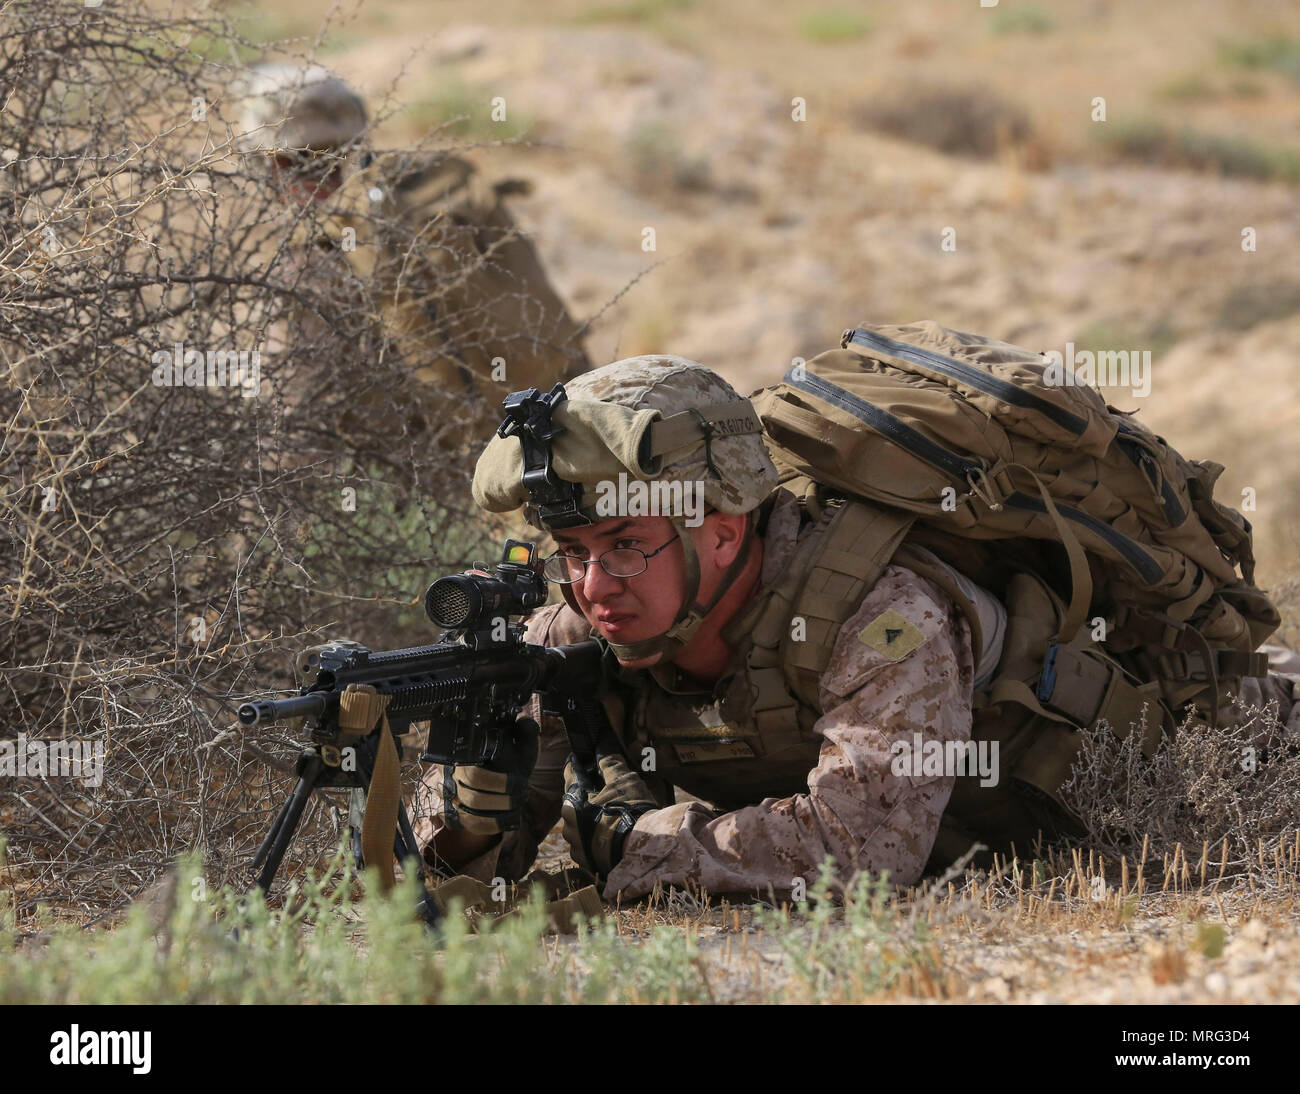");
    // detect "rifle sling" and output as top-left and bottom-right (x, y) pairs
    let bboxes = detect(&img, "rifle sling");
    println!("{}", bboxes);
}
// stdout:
(339, 684), (401, 892)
